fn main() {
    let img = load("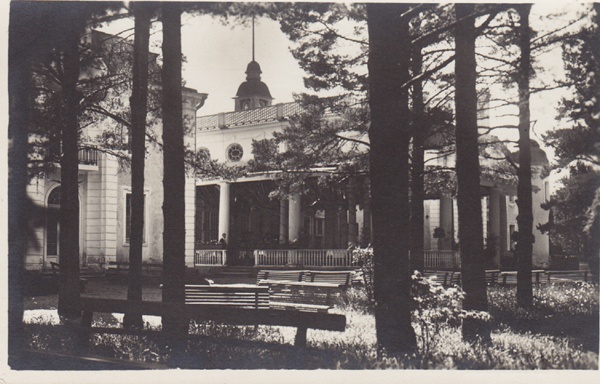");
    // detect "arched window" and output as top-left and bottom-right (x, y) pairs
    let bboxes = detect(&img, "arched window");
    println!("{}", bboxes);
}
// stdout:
(47, 187), (60, 256)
